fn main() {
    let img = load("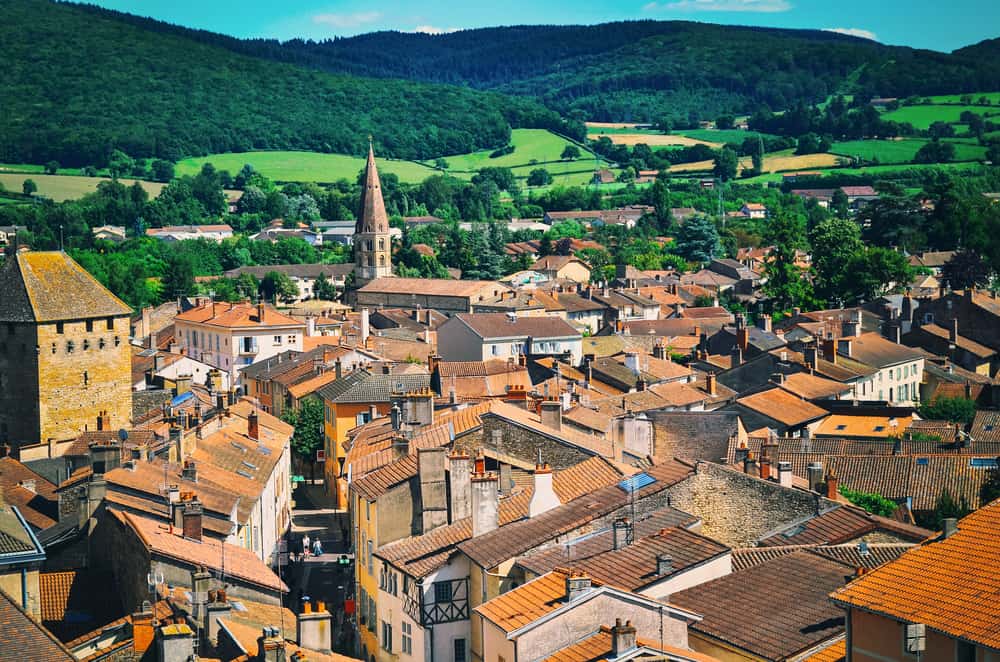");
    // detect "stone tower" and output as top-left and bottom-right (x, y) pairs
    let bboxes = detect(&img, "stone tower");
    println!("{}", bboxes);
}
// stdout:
(353, 141), (392, 286)
(0, 251), (133, 446)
